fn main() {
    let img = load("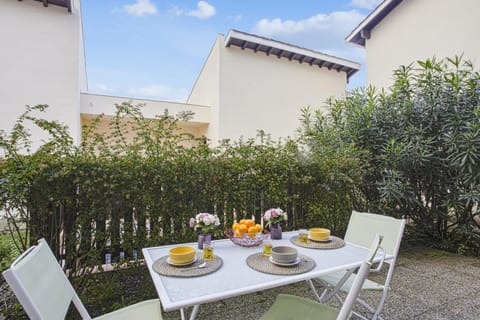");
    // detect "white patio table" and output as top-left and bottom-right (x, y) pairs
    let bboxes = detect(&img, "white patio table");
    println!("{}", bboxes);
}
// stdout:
(142, 231), (388, 320)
